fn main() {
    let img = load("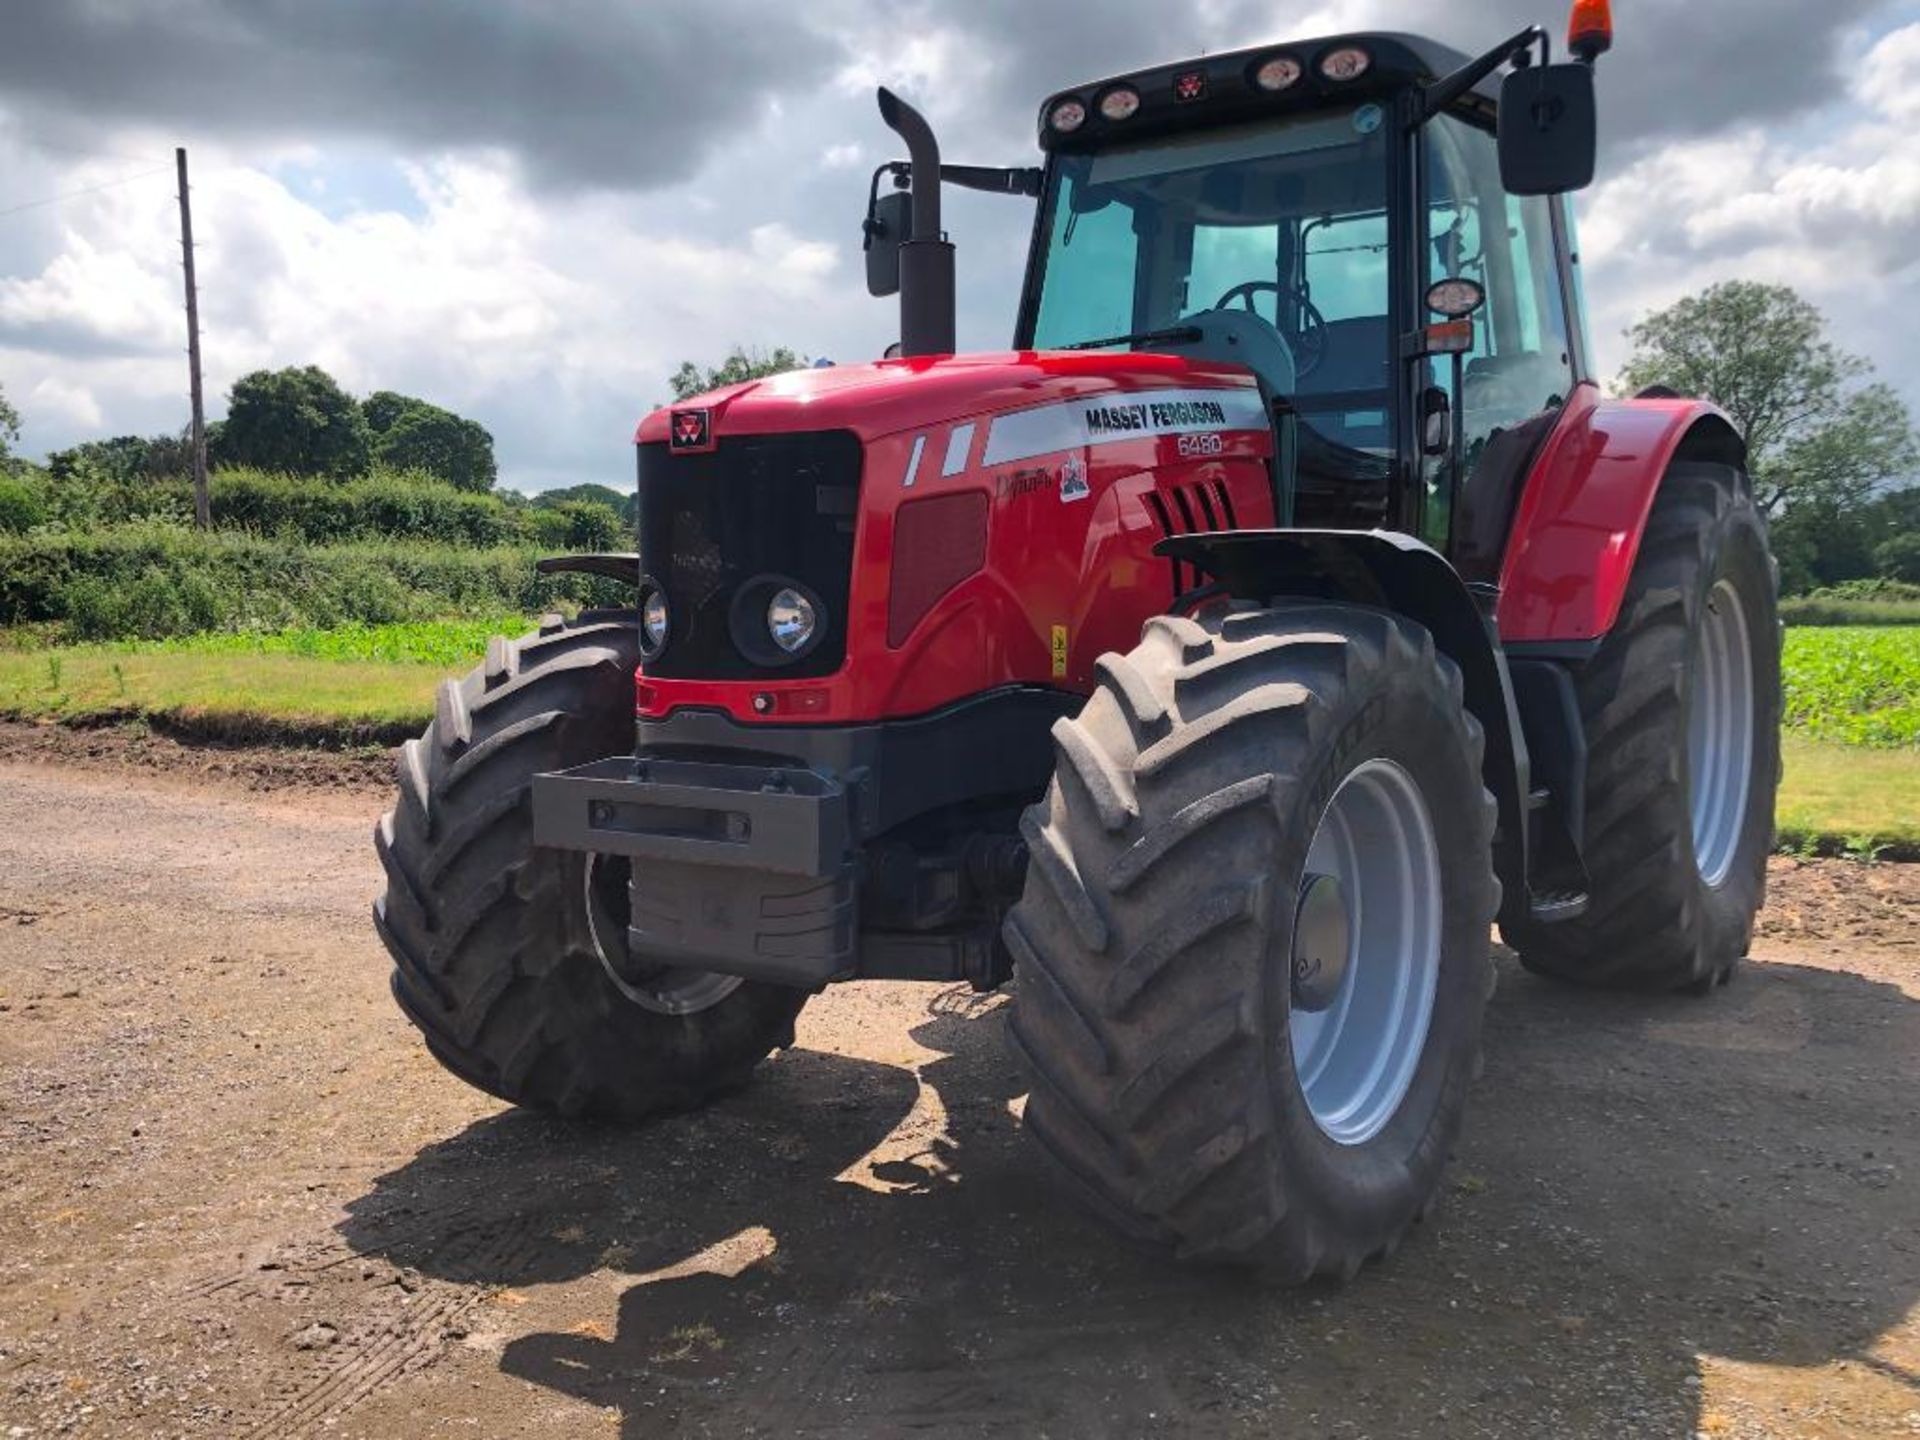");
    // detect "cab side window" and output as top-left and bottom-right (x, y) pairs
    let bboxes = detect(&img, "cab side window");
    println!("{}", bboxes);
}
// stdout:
(1422, 112), (1576, 561)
